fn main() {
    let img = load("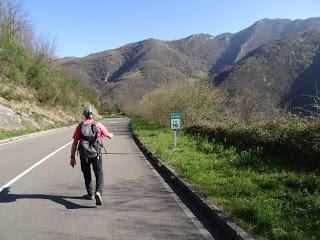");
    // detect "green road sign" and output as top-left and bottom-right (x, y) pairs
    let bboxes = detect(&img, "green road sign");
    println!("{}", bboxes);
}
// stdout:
(170, 113), (181, 130)
(170, 113), (181, 120)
